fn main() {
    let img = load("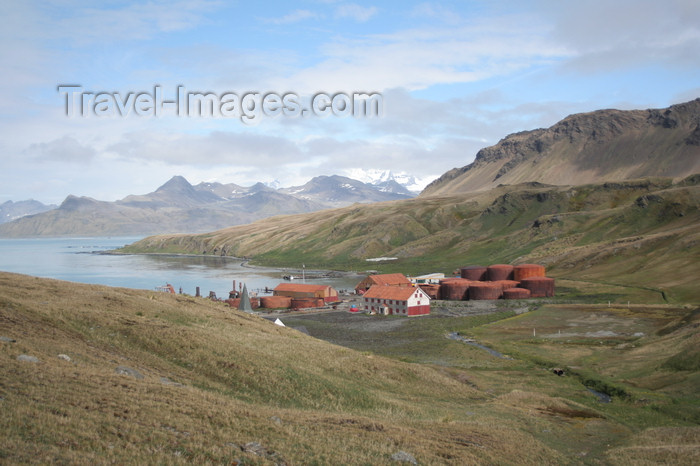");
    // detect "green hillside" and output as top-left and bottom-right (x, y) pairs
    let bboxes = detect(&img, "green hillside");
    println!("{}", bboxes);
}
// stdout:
(120, 176), (700, 303)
